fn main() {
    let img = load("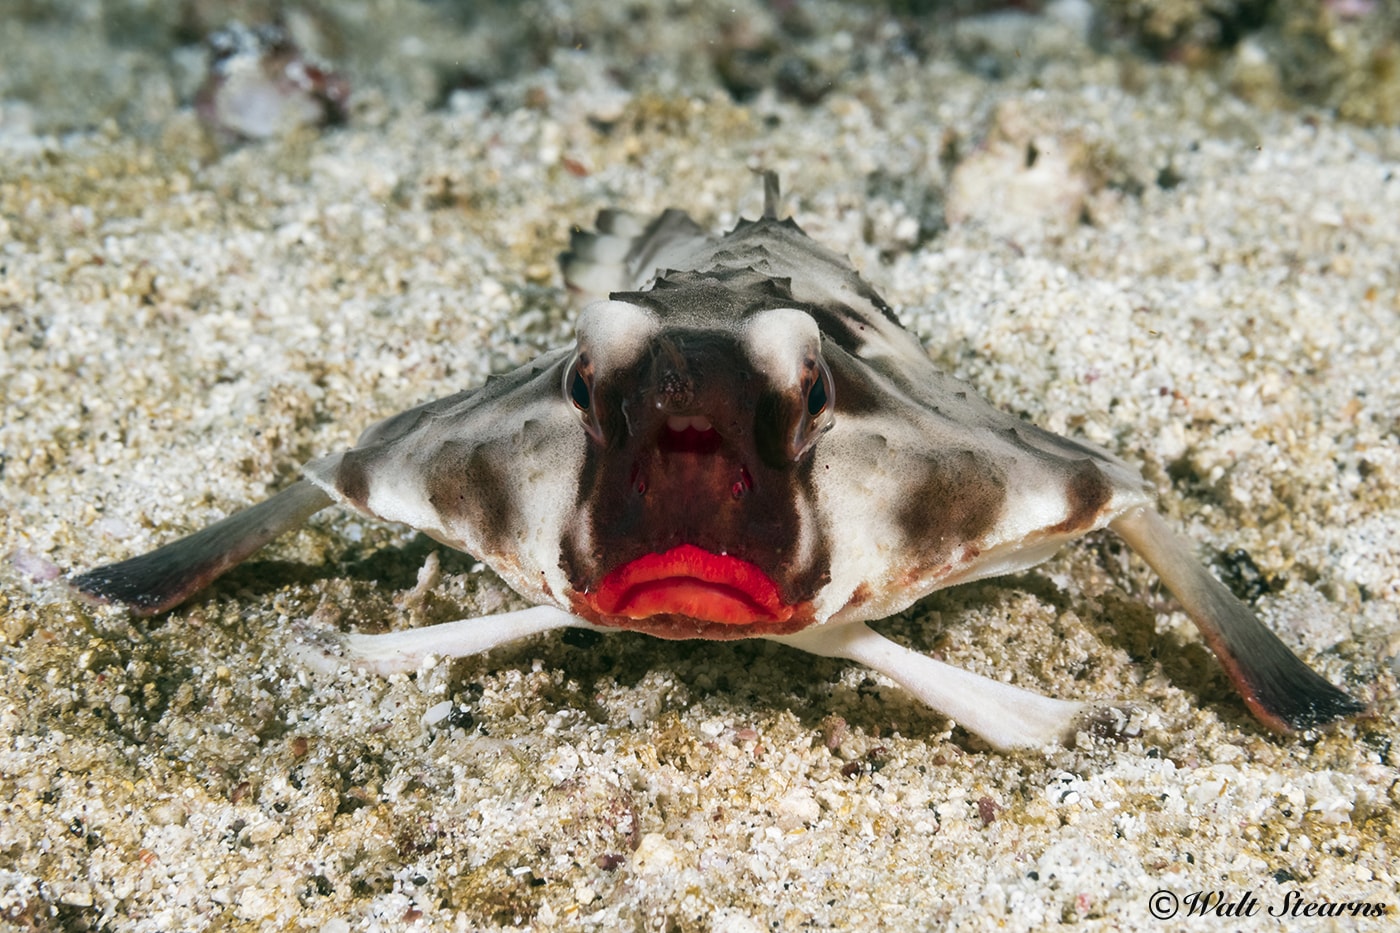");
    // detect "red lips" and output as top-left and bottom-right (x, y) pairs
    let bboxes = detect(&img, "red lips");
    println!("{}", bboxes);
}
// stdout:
(585, 544), (793, 626)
